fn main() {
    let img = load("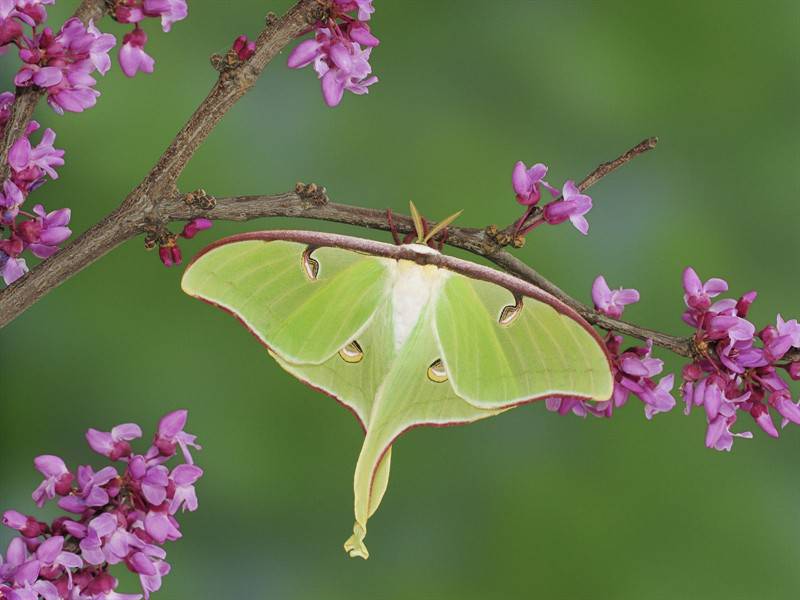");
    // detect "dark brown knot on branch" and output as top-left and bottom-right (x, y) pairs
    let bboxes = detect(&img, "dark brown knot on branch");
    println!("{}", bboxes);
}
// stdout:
(183, 189), (216, 211)
(295, 182), (329, 206)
